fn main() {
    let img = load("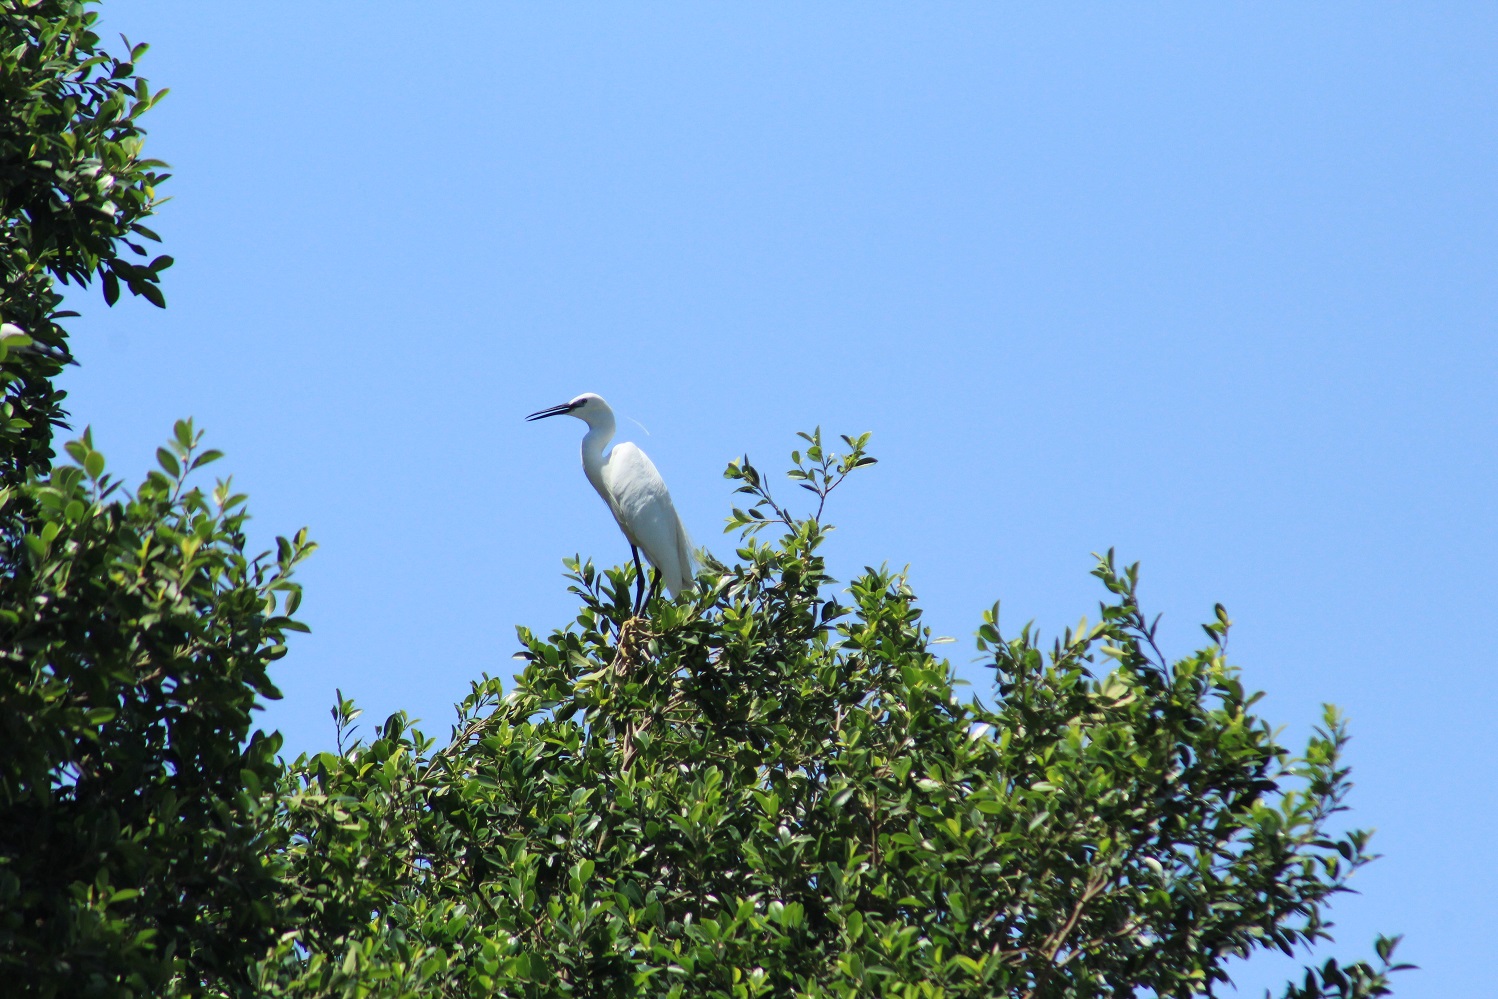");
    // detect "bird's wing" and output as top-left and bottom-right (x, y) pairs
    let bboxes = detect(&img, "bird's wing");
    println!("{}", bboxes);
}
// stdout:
(604, 442), (693, 595)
